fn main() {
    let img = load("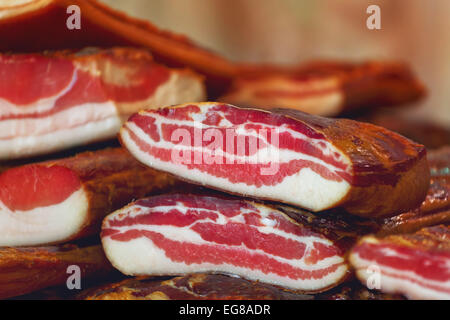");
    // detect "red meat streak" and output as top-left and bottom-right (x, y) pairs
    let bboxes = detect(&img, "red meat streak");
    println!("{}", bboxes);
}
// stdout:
(0, 165), (81, 211)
